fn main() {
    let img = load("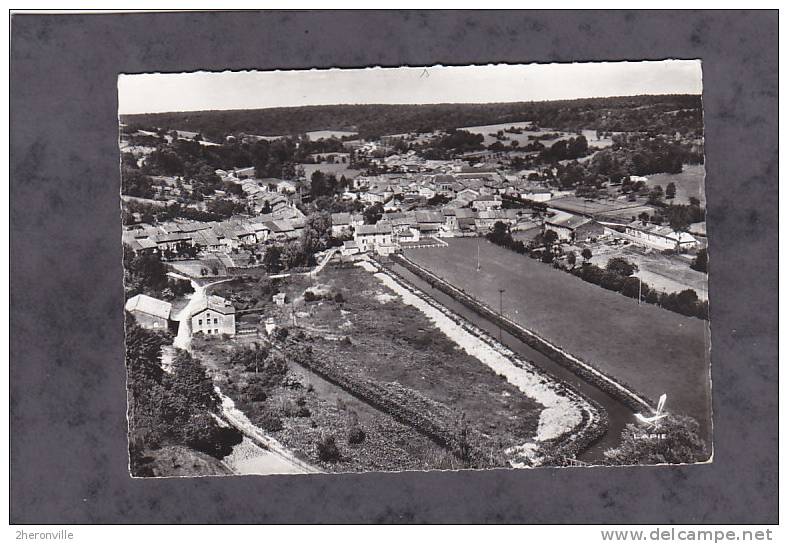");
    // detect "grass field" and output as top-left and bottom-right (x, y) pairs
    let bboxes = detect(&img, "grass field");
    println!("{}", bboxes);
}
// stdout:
(644, 163), (707, 206)
(197, 265), (549, 470)
(404, 238), (712, 443)
(305, 130), (357, 140)
(282, 266), (545, 450)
